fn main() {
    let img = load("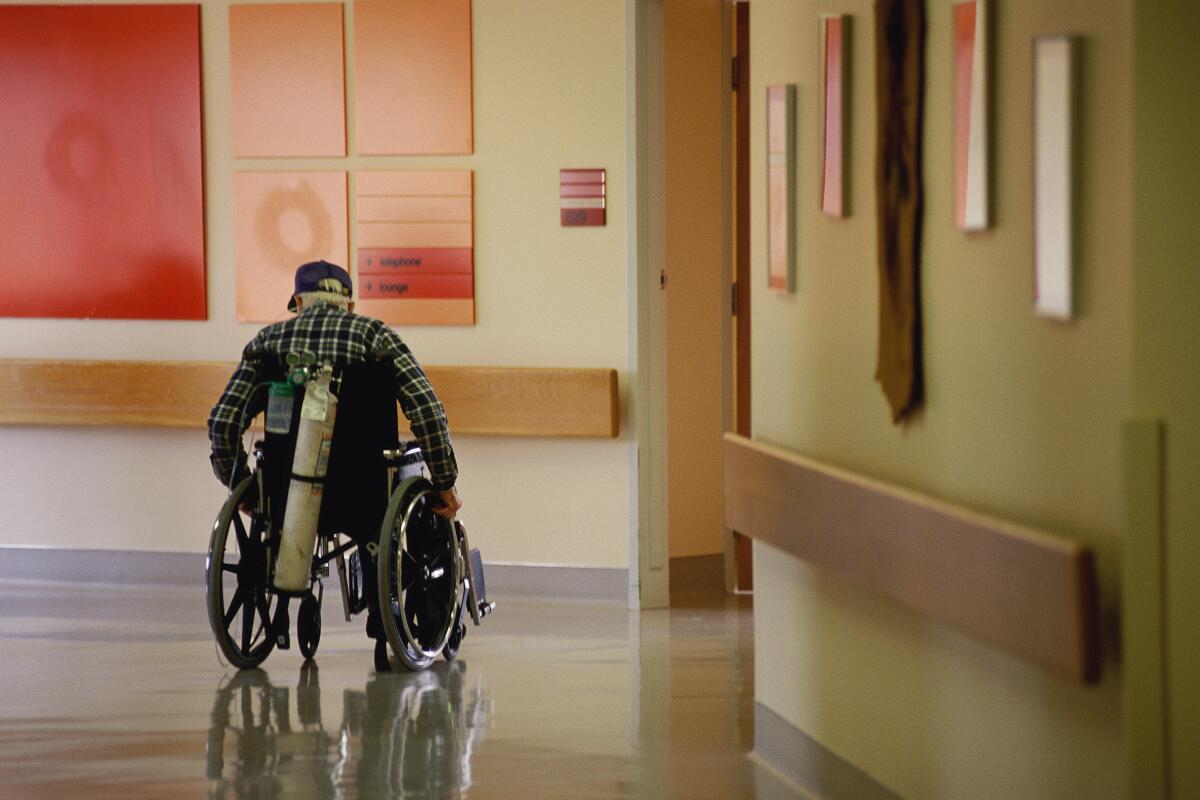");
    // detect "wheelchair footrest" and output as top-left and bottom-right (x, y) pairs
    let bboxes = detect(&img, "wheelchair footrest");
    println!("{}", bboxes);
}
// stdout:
(466, 547), (494, 625)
